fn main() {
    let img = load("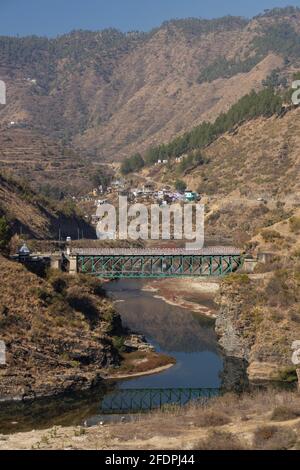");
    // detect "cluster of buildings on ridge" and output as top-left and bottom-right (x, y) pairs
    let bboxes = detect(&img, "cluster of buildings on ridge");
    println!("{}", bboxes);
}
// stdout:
(90, 180), (200, 226)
